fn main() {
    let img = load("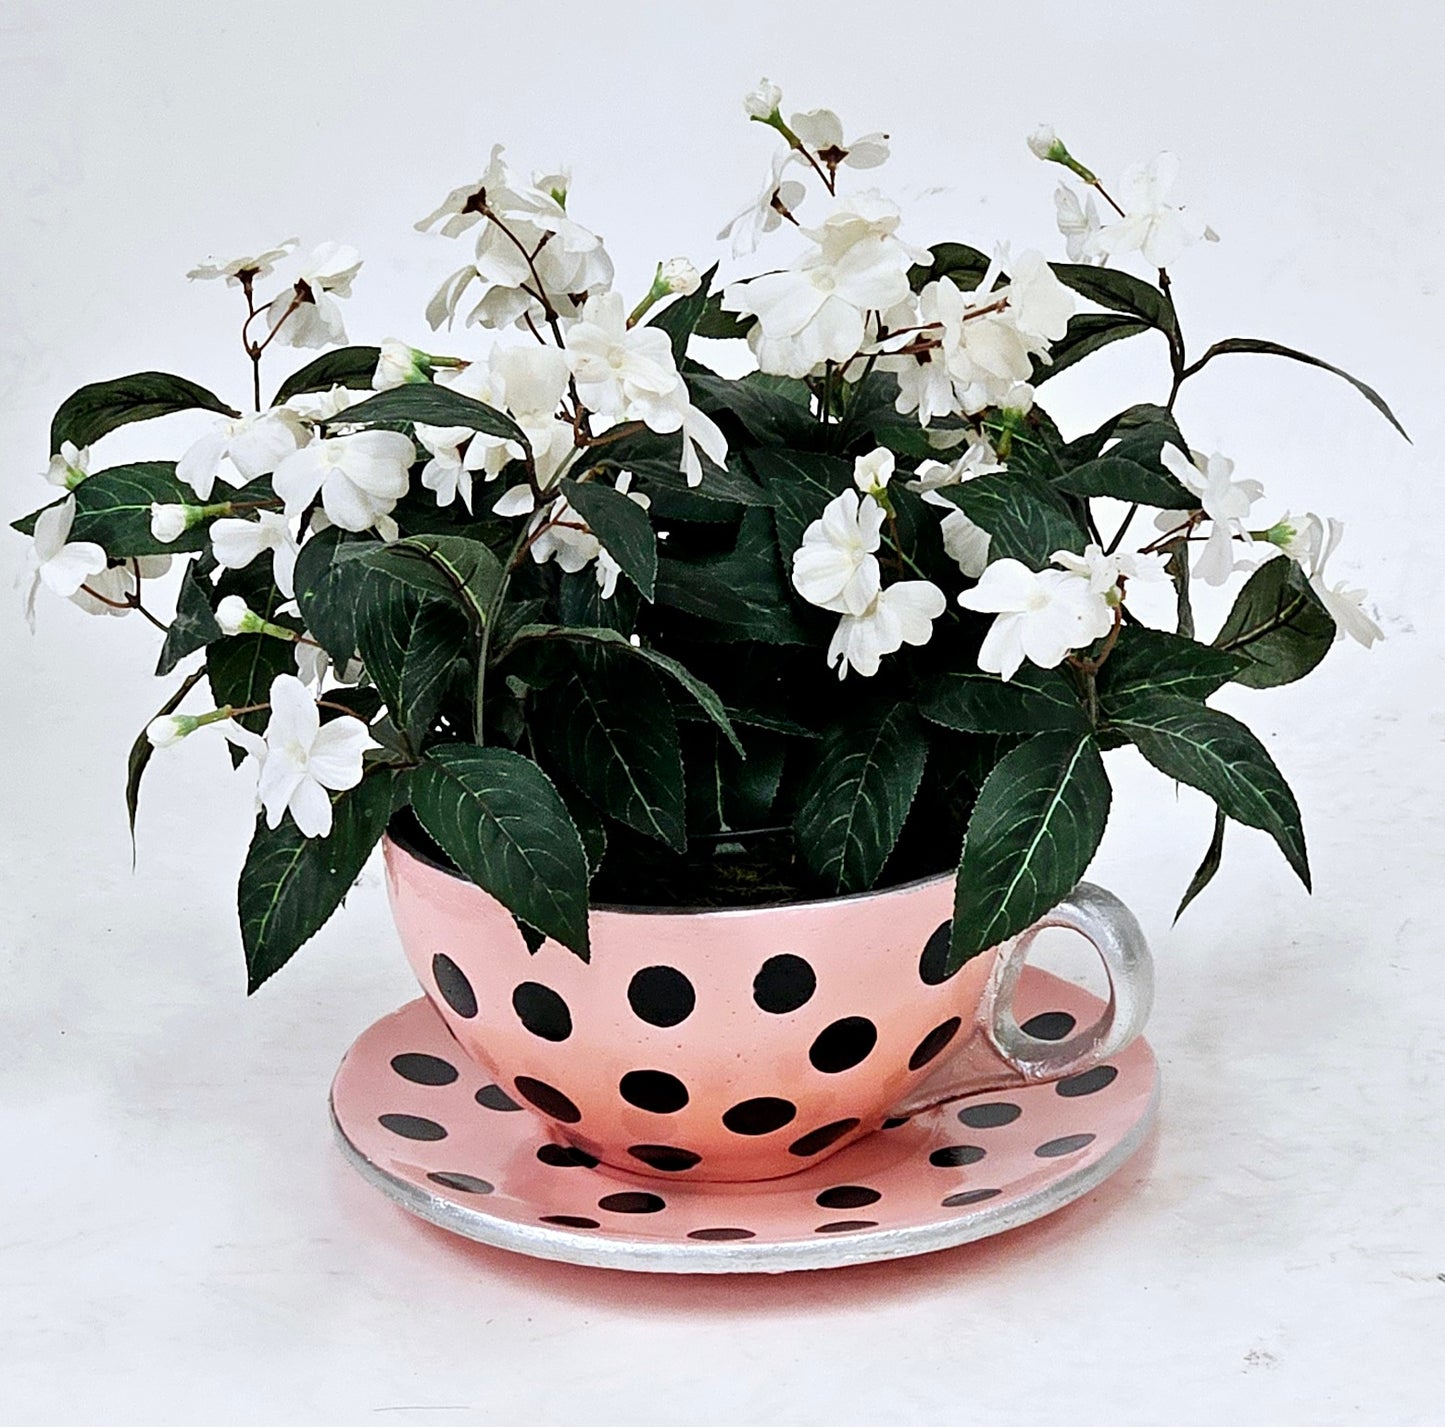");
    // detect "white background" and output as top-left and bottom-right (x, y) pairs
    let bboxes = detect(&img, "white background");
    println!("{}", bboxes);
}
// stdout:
(2, 1), (1442, 1423)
